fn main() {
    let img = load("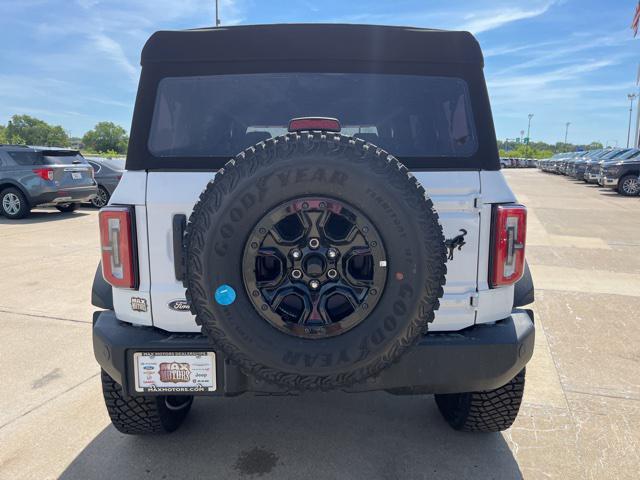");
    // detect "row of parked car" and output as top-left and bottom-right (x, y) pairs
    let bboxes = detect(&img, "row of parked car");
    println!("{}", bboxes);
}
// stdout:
(537, 148), (640, 196)
(0, 144), (124, 219)
(500, 157), (537, 168)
